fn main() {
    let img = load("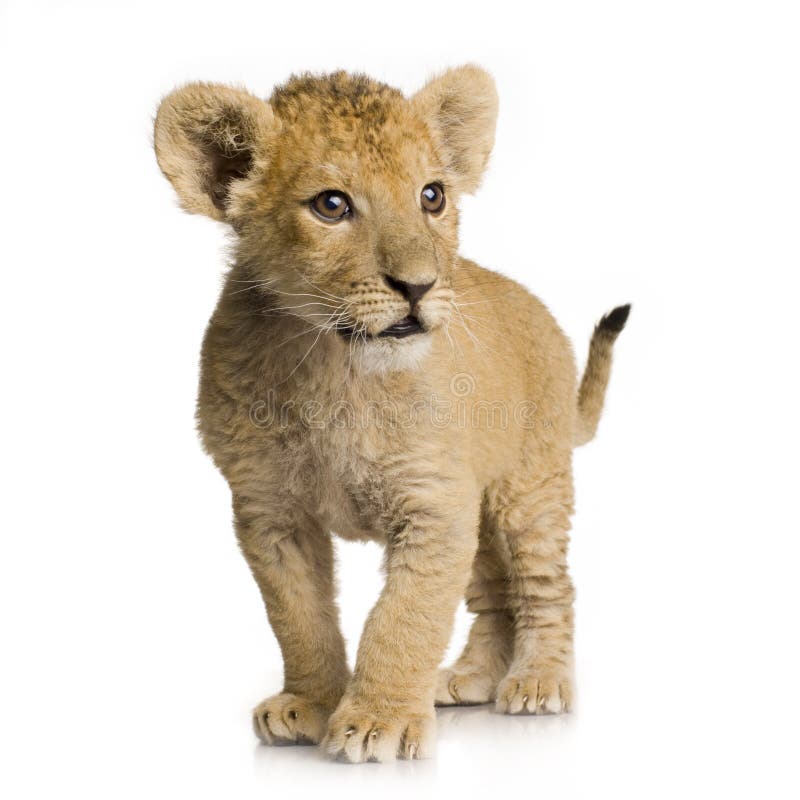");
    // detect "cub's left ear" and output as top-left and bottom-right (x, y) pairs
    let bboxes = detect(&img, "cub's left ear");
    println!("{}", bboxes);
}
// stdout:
(412, 64), (498, 194)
